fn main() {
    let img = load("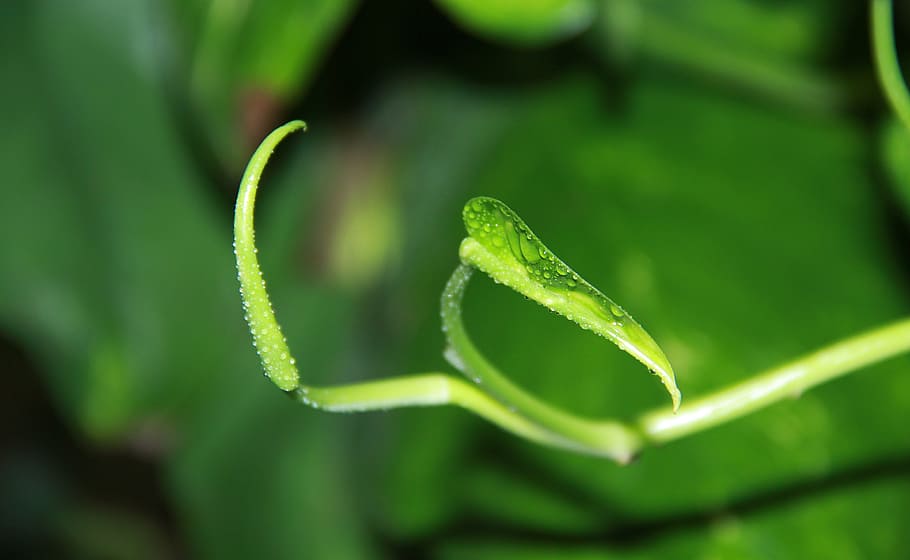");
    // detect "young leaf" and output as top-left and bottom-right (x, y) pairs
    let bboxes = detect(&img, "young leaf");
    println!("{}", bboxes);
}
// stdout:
(458, 196), (681, 410)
